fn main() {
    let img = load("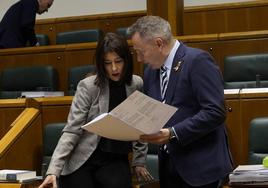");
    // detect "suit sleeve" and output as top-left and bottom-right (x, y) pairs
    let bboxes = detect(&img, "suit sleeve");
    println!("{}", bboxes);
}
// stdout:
(20, 0), (37, 46)
(175, 52), (226, 146)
